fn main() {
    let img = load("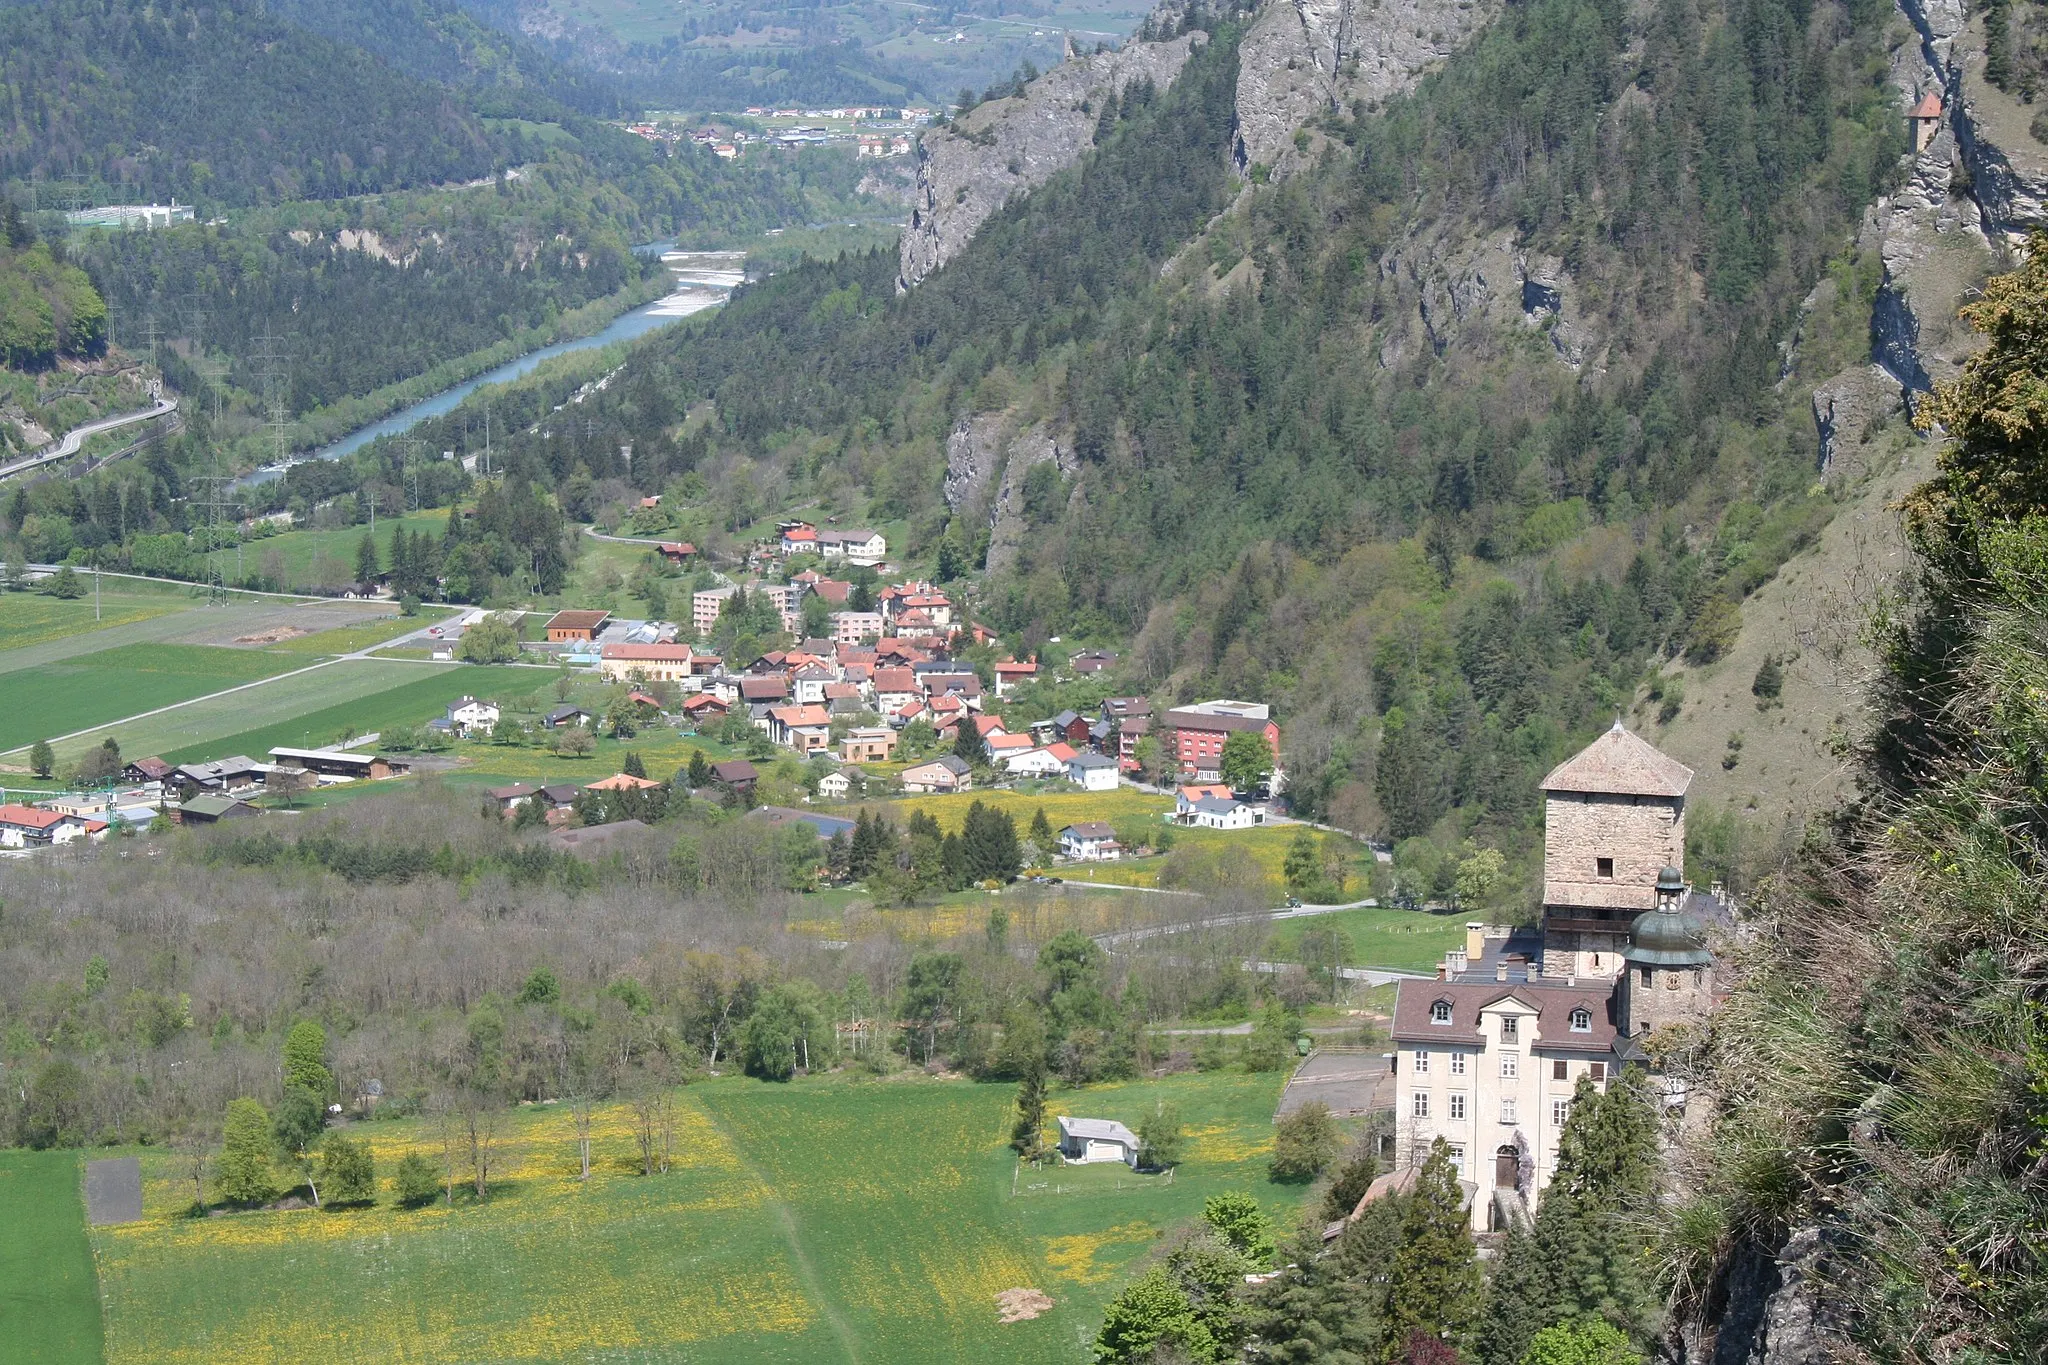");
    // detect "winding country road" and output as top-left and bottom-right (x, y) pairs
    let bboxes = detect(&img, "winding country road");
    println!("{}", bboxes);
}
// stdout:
(0, 397), (178, 481)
